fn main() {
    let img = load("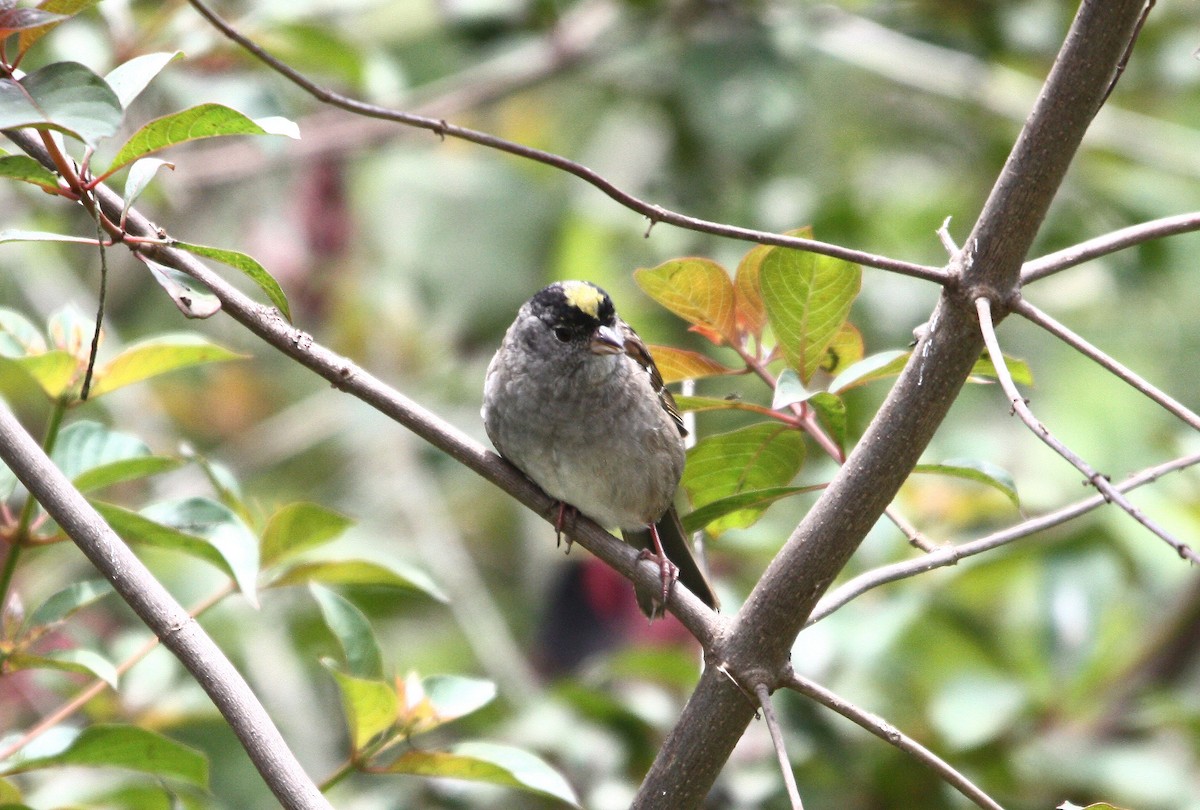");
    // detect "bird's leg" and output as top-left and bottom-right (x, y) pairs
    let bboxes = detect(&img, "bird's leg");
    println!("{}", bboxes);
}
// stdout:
(637, 523), (679, 606)
(553, 502), (577, 552)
